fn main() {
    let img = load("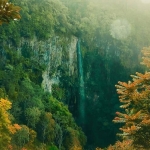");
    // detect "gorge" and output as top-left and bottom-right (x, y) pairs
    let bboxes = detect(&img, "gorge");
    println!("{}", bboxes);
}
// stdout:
(1, 0), (150, 149)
